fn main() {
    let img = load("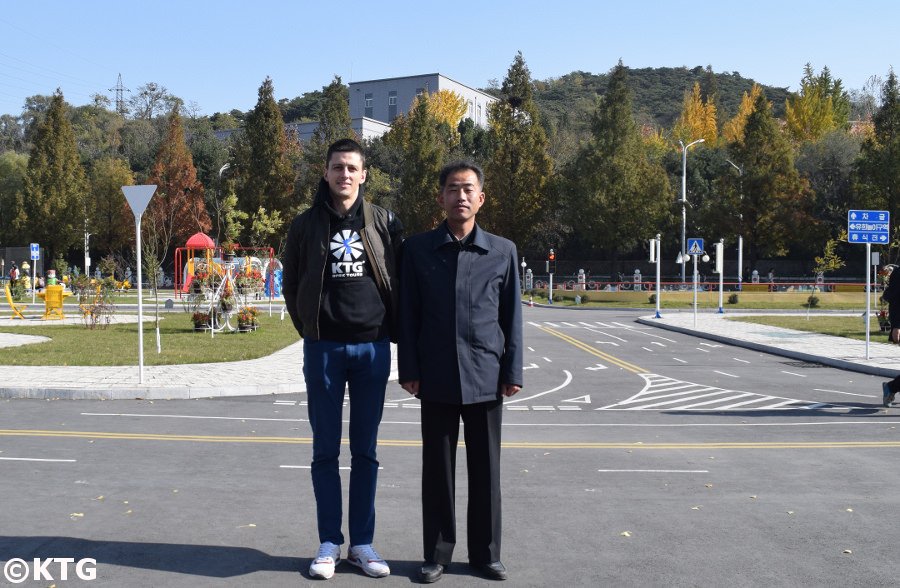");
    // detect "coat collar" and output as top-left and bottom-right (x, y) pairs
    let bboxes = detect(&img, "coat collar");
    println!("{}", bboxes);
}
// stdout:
(431, 220), (490, 252)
